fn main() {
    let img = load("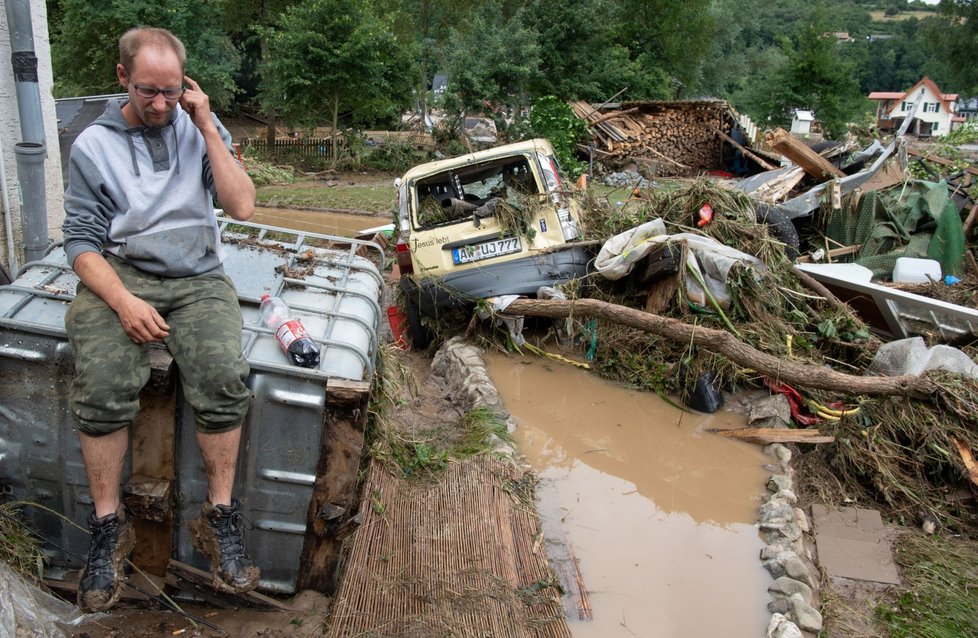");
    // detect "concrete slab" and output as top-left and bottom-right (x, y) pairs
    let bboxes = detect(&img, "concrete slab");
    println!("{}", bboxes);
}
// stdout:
(811, 504), (901, 585)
